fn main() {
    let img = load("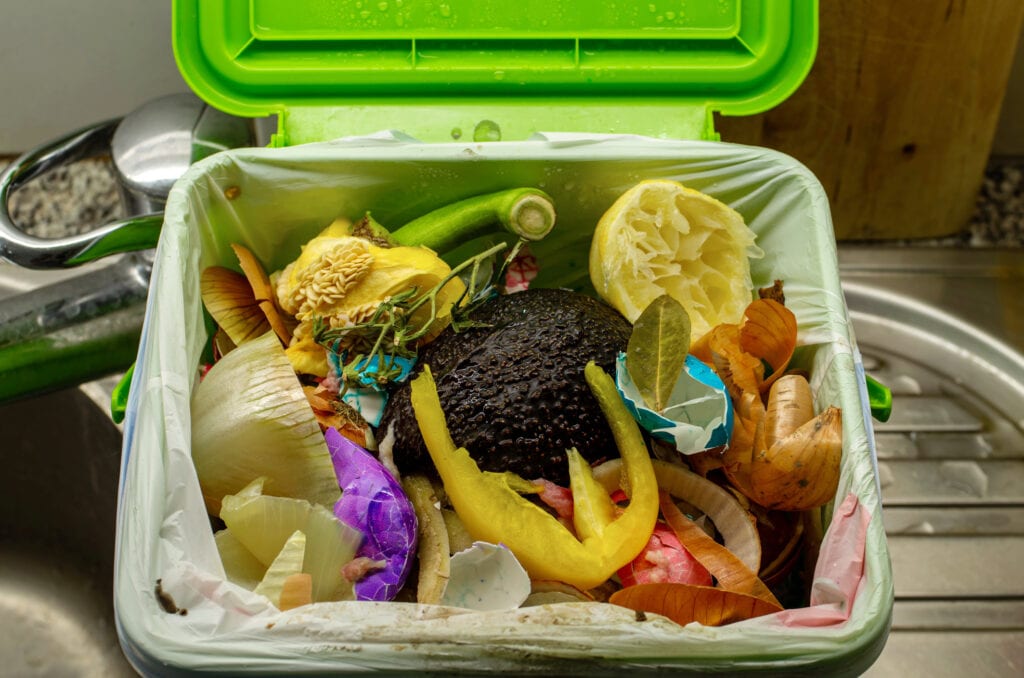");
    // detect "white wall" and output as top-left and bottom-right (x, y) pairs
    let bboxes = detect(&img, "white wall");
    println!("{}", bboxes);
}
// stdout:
(2, 2), (1023, 156)
(0, 1), (189, 153)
